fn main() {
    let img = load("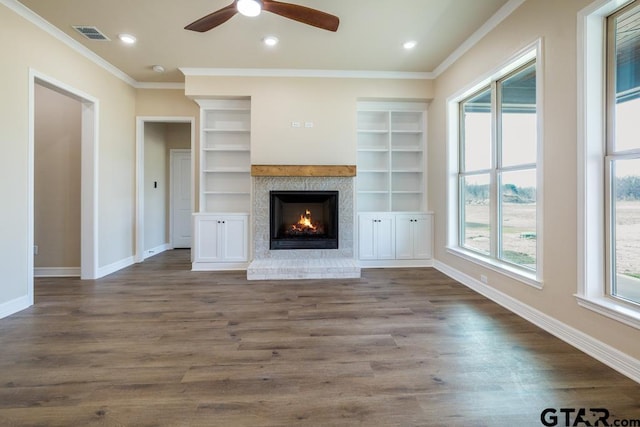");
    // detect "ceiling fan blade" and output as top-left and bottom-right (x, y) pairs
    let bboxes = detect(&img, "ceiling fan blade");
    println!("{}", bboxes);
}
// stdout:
(263, 0), (339, 32)
(185, 2), (238, 32)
